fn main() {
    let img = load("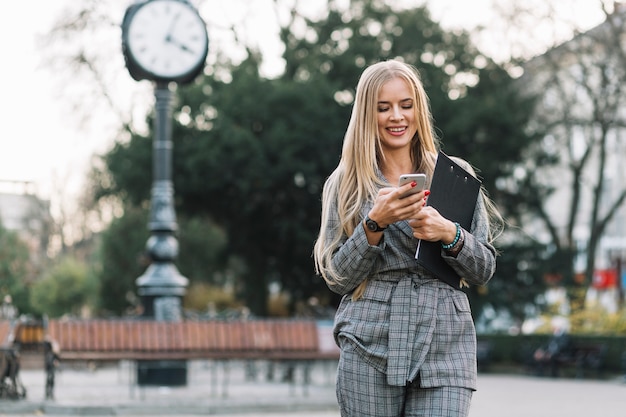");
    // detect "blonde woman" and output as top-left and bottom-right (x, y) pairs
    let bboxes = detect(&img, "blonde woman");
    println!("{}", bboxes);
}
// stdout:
(313, 60), (501, 417)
